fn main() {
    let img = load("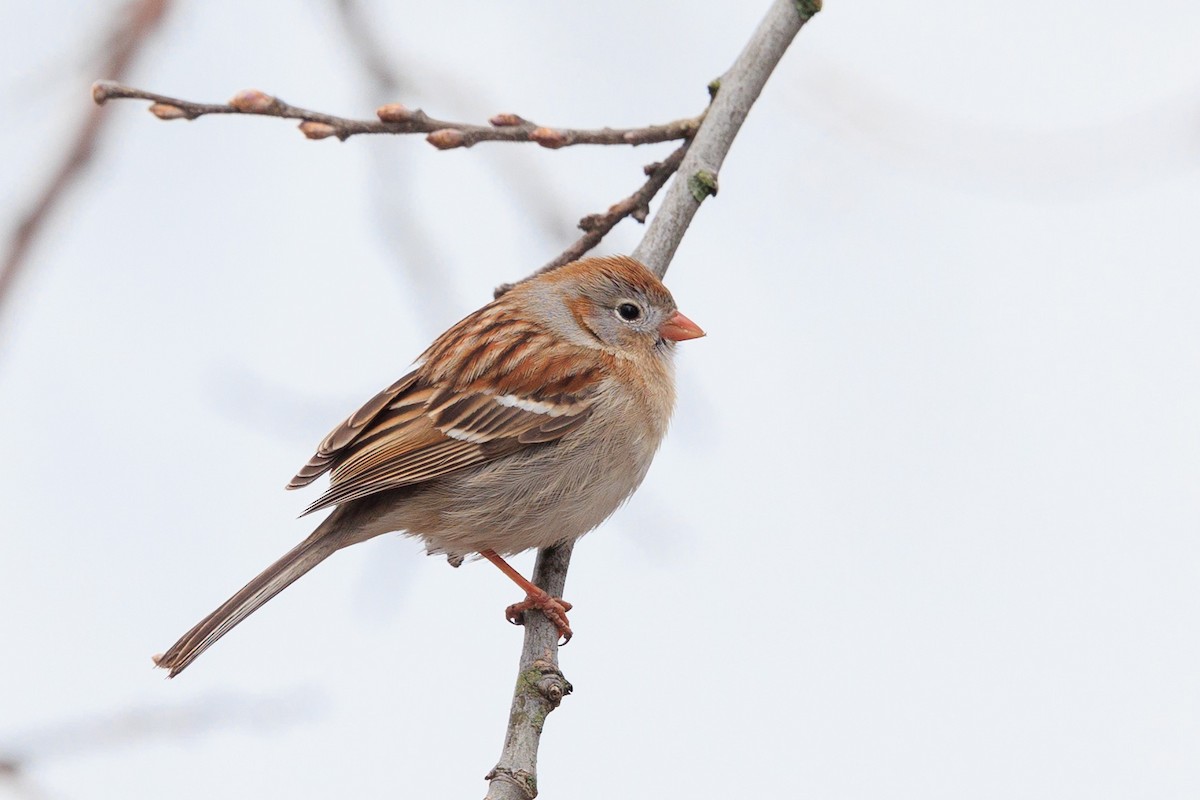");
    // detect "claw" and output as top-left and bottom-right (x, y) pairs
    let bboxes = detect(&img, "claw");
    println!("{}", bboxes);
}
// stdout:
(505, 593), (573, 643)
(479, 549), (576, 642)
